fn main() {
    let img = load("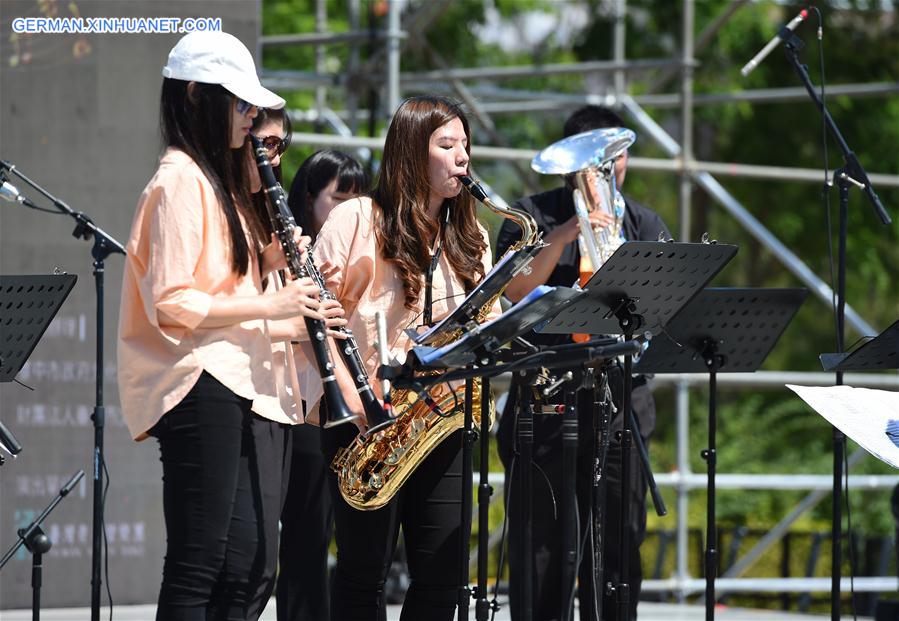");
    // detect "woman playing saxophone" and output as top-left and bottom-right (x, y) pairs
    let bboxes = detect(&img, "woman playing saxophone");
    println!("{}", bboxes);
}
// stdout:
(301, 95), (498, 621)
